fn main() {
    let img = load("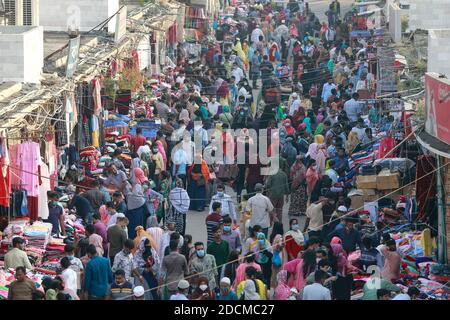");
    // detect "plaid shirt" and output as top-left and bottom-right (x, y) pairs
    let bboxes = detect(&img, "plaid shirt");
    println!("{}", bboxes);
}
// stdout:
(112, 250), (135, 281)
